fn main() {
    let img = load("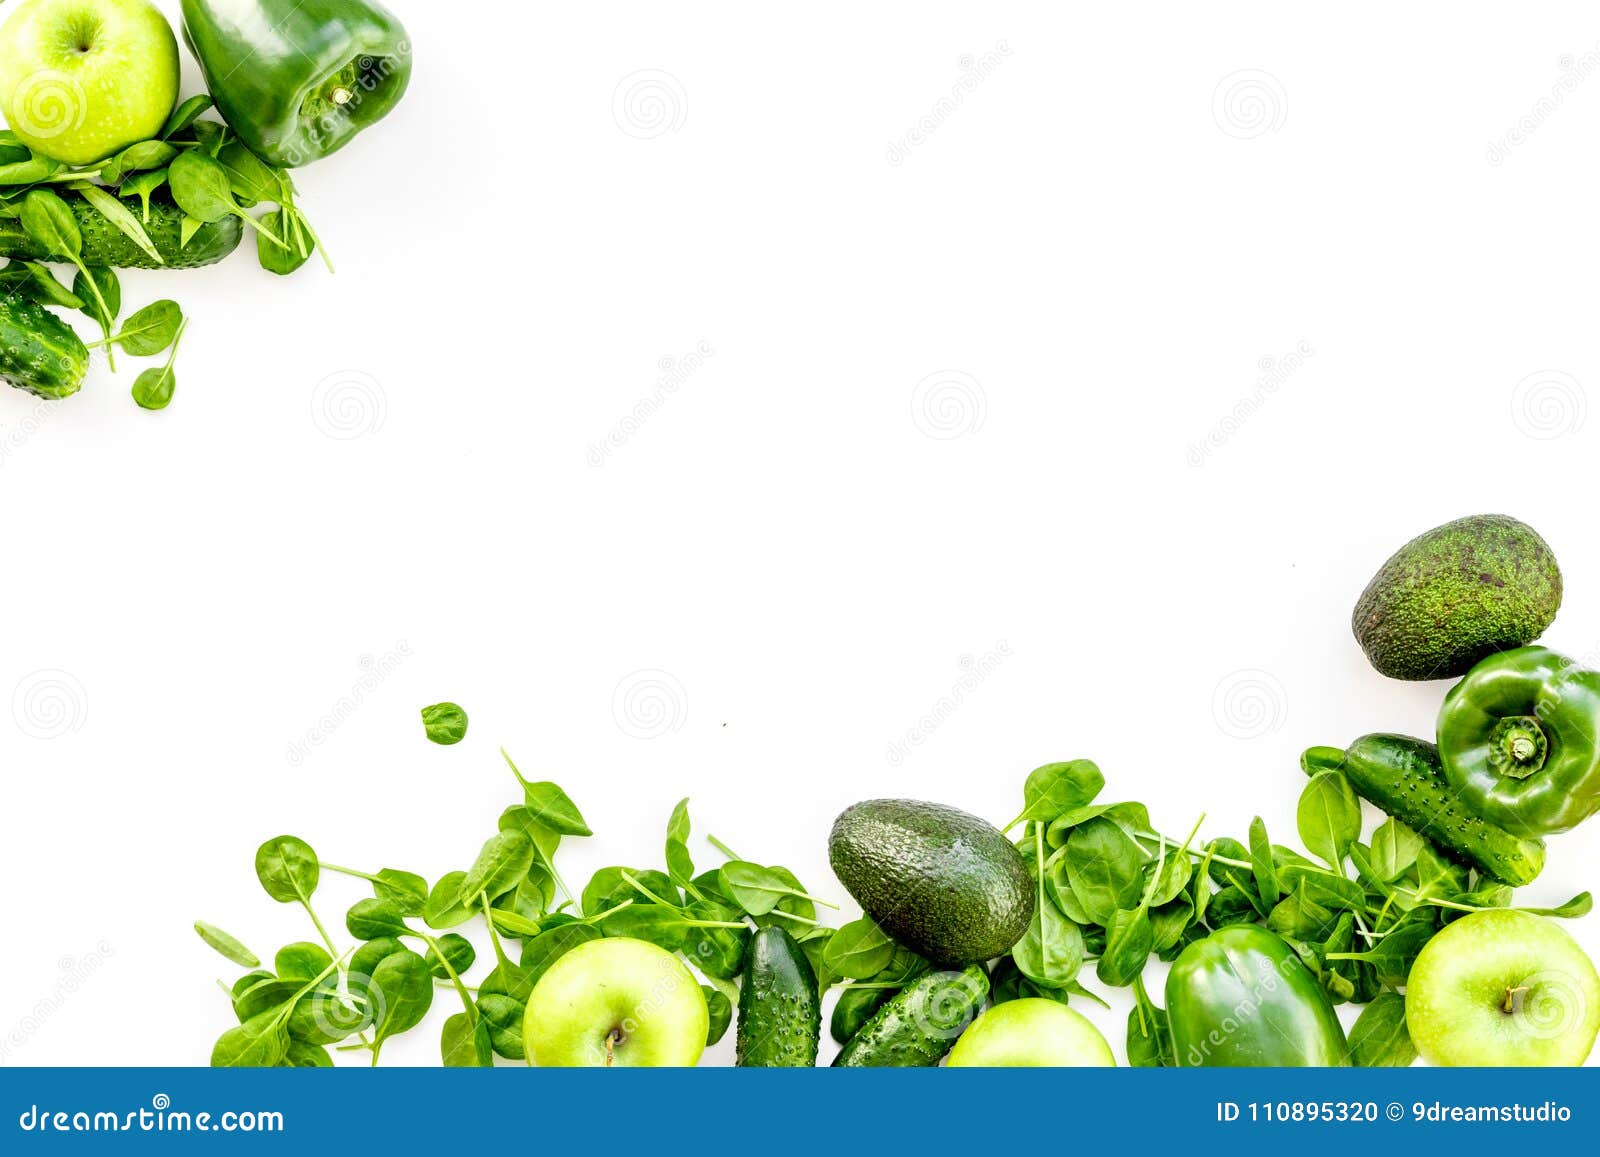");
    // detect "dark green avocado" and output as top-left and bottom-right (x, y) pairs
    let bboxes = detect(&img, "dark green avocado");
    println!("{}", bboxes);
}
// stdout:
(828, 799), (1033, 966)
(1351, 514), (1561, 681)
